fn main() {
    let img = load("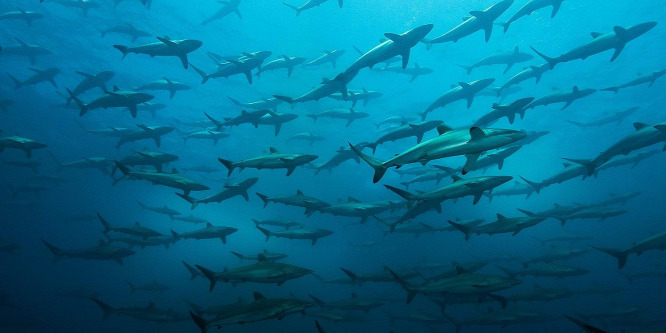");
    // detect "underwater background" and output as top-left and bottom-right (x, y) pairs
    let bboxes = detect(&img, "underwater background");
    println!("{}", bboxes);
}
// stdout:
(1, 0), (666, 332)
